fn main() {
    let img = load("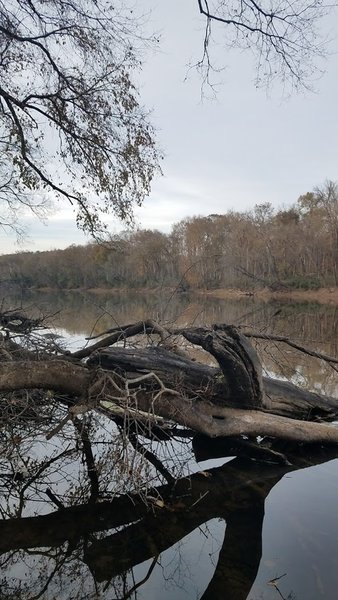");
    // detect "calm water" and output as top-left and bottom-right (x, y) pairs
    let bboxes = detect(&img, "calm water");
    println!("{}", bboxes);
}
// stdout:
(0, 290), (337, 599)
